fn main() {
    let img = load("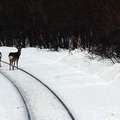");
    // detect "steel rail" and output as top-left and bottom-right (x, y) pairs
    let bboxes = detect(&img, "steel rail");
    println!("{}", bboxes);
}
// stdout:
(1, 60), (75, 120)
(0, 68), (32, 120)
